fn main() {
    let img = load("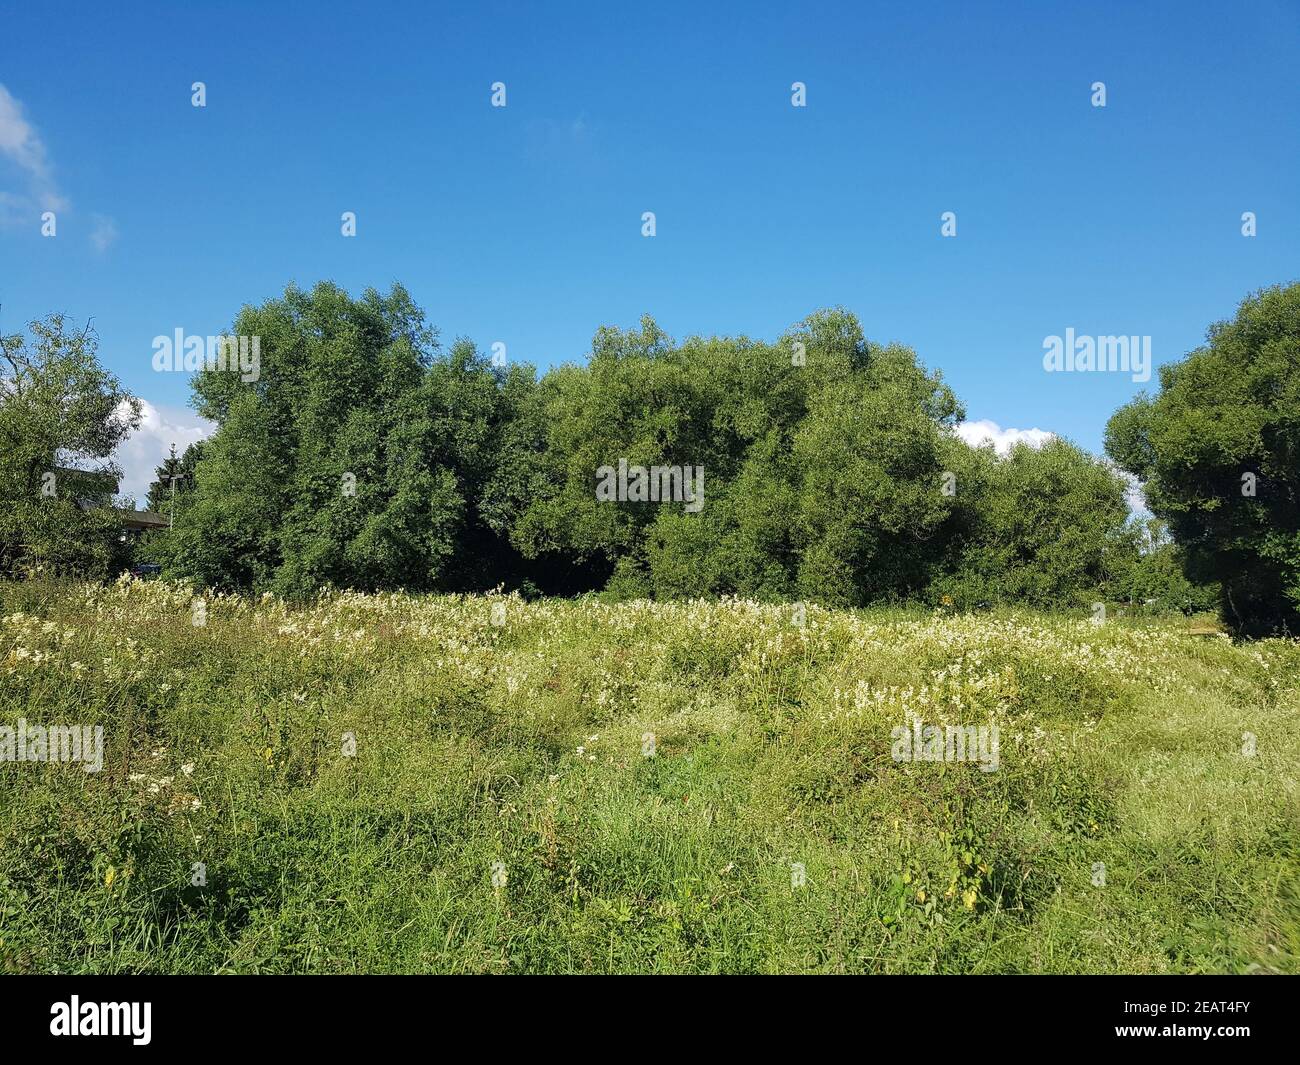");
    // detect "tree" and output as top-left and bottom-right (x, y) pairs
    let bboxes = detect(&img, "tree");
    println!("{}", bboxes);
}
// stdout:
(1108, 518), (1218, 614)
(1105, 283), (1300, 635)
(489, 308), (966, 606)
(0, 315), (140, 579)
(788, 338), (961, 606)
(145, 440), (207, 521)
(929, 437), (1134, 609)
(159, 282), (525, 596)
